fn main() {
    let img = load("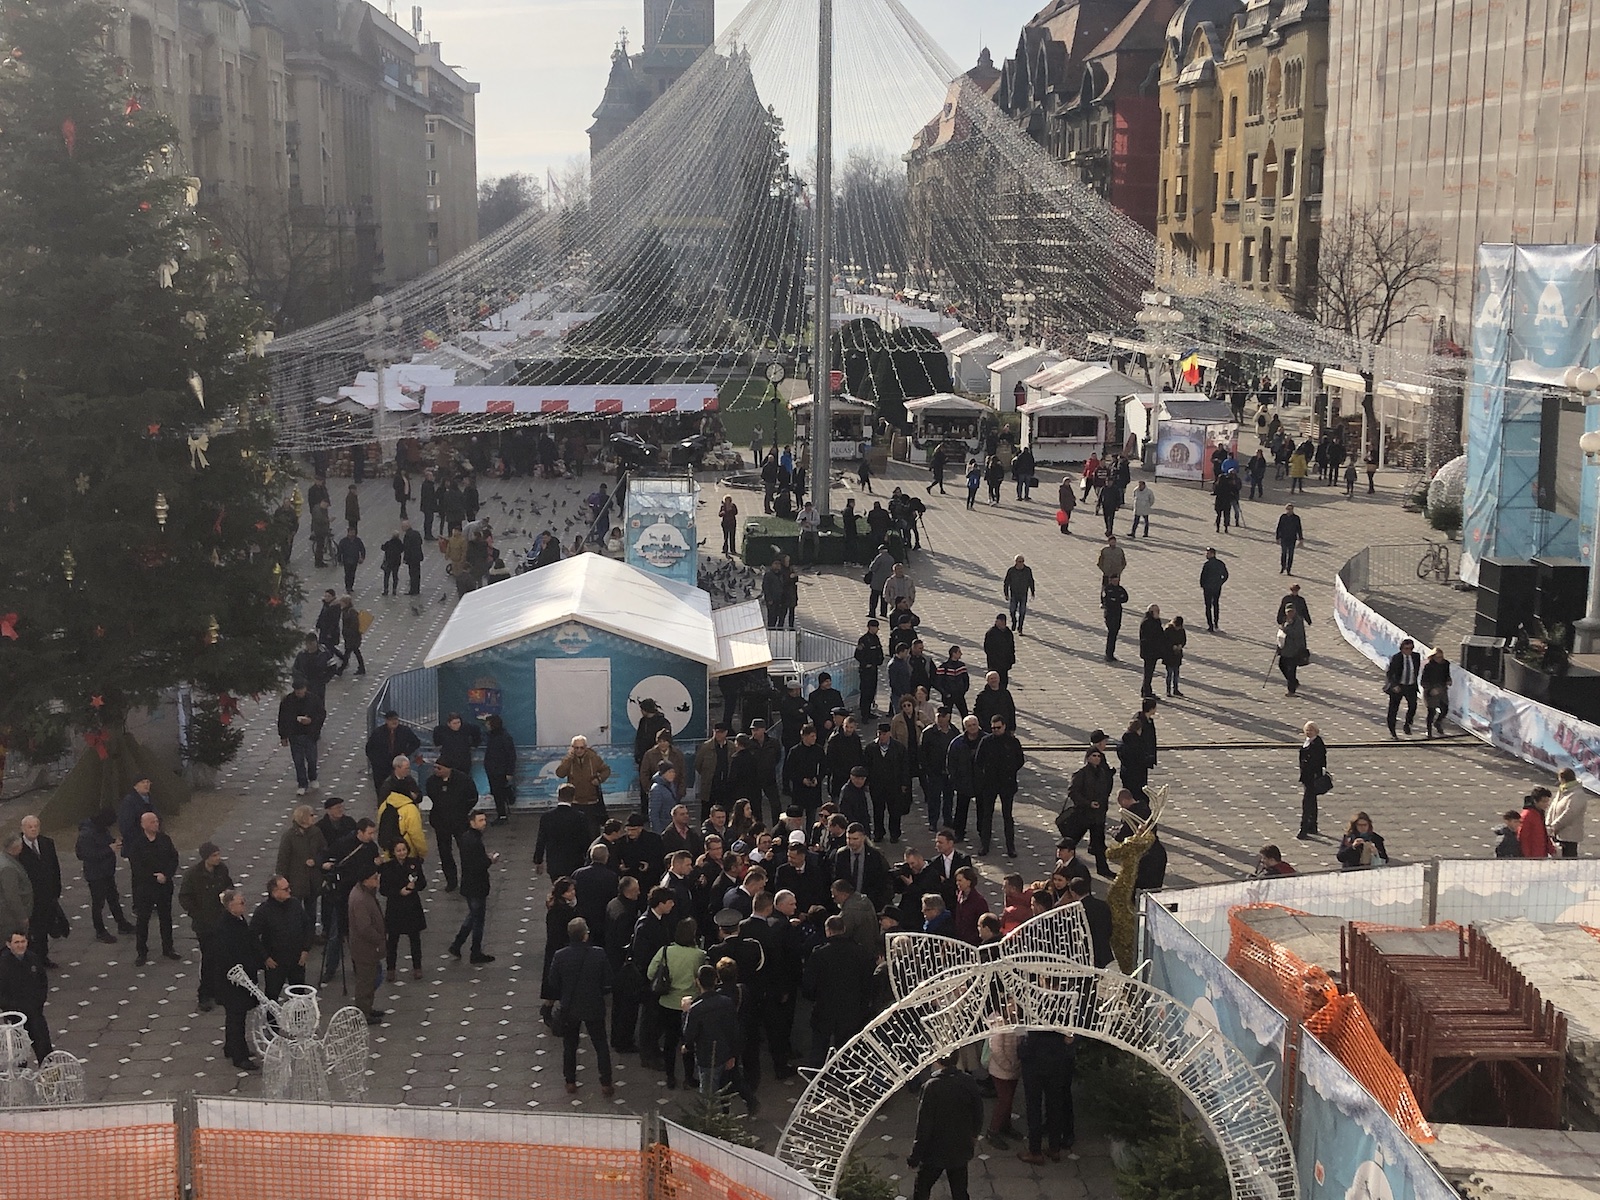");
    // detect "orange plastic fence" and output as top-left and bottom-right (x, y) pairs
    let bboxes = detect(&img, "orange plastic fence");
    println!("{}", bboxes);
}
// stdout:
(0, 1122), (177, 1200)
(1226, 903), (1434, 1143)
(191, 1129), (645, 1200)
(651, 1144), (781, 1200)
